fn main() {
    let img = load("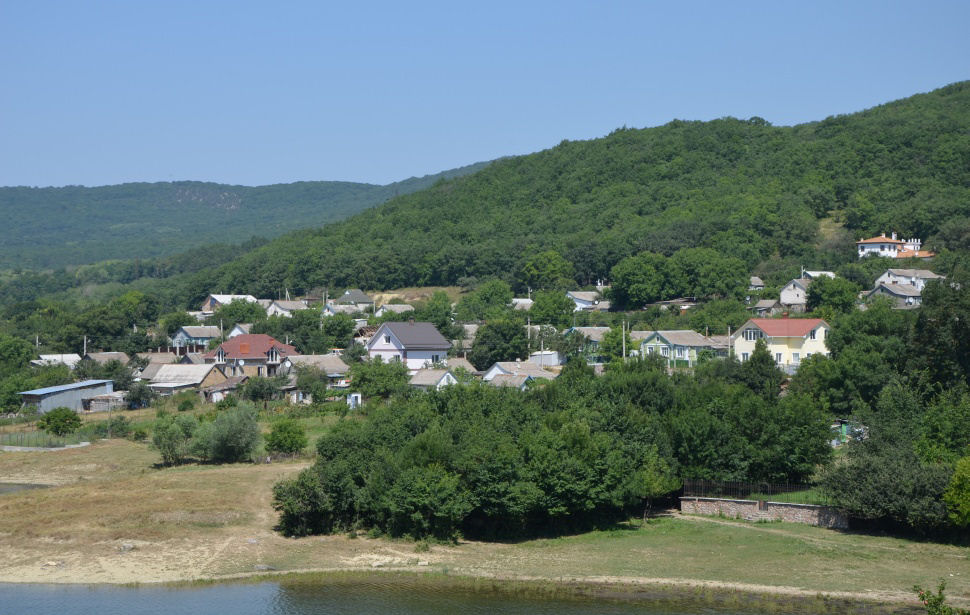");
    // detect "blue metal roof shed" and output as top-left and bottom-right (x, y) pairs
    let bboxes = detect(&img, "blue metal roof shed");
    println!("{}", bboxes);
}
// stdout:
(19, 380), (114, 414)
